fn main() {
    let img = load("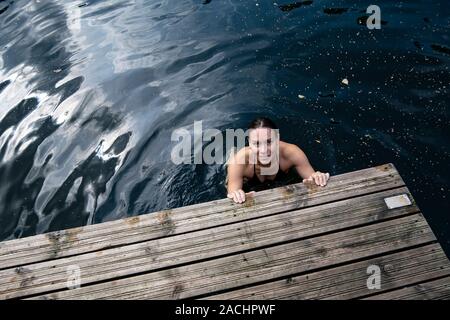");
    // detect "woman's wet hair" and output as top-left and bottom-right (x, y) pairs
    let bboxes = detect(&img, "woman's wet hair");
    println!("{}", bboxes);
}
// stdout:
(248, 117), (278, 130)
